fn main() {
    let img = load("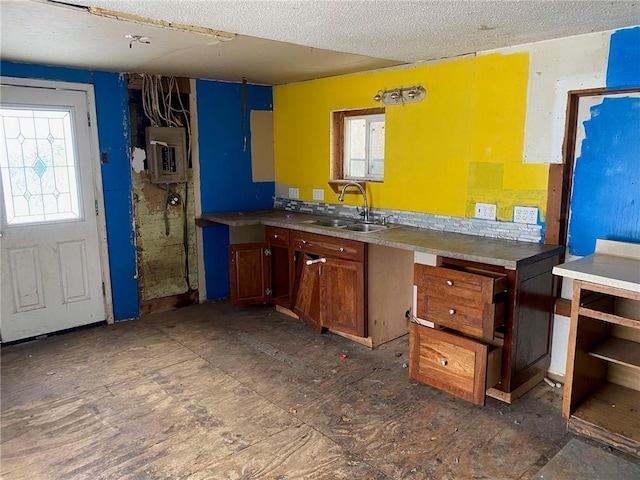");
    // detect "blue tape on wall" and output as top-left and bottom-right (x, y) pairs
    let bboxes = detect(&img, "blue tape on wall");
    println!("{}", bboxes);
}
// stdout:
(196, 79), (274, 299)
(568, 96), (640, 256)
(1, 62), (139, 320)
